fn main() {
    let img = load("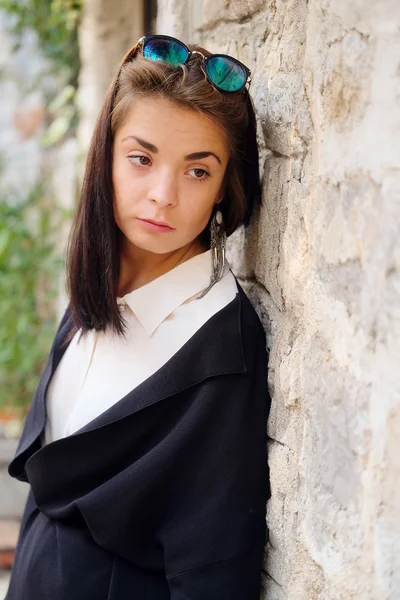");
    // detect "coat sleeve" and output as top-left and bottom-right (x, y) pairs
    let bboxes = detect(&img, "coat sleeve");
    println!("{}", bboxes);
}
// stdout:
(155, 342), (271, 600)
